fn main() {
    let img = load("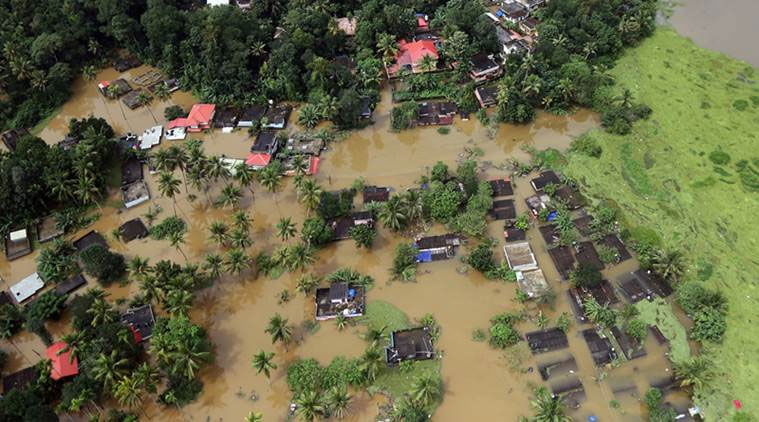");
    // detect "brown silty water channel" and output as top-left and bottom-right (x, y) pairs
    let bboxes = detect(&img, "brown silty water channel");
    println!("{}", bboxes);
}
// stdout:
(1, 66), (686, 421)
